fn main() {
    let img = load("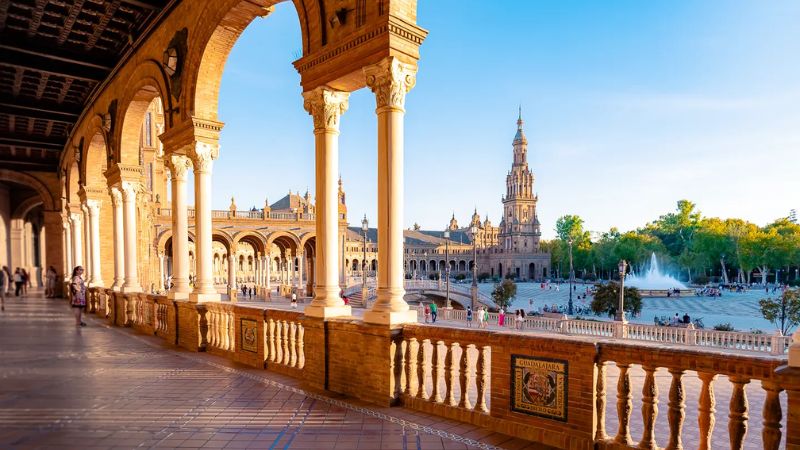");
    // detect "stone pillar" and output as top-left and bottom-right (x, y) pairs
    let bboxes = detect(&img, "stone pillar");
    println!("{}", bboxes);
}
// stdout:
(296, 250), (304, 296)
(158, 252), (165, 291)
(86, 199), (104, 287)
(166, 154), (192, 299)
(109, 187), (125, 291)
(265, 253), (271, 296)
(81, 204), (91, 284)
(69, 212), (83, 269)
(63, 221), (72, 280)
(188, 143), (219, 302)
(42, 211), (64, 296)
(302, 86), (351, 318)
(227, 253), (236, 300)
(120, 181), (141, 293)
(363, 57), (418, 325)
